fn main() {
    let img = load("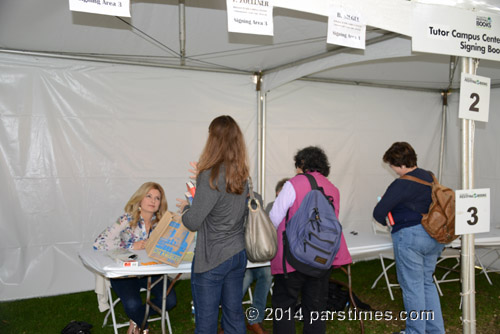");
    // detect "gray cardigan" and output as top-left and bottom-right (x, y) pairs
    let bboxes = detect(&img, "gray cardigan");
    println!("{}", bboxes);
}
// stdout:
(182, 168), (248, 273)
